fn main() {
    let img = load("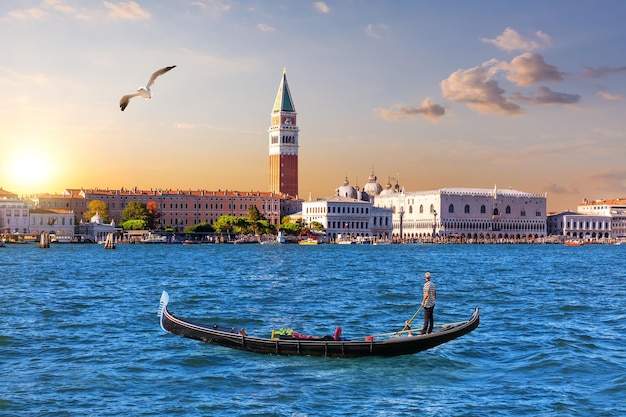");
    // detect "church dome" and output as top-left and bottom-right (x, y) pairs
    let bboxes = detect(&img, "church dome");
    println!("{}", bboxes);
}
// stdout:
(379, 179), (396, 197)
(336, 177), (357, 199)
(90, 211), (103, 224)
(364, 171), (383, 196)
